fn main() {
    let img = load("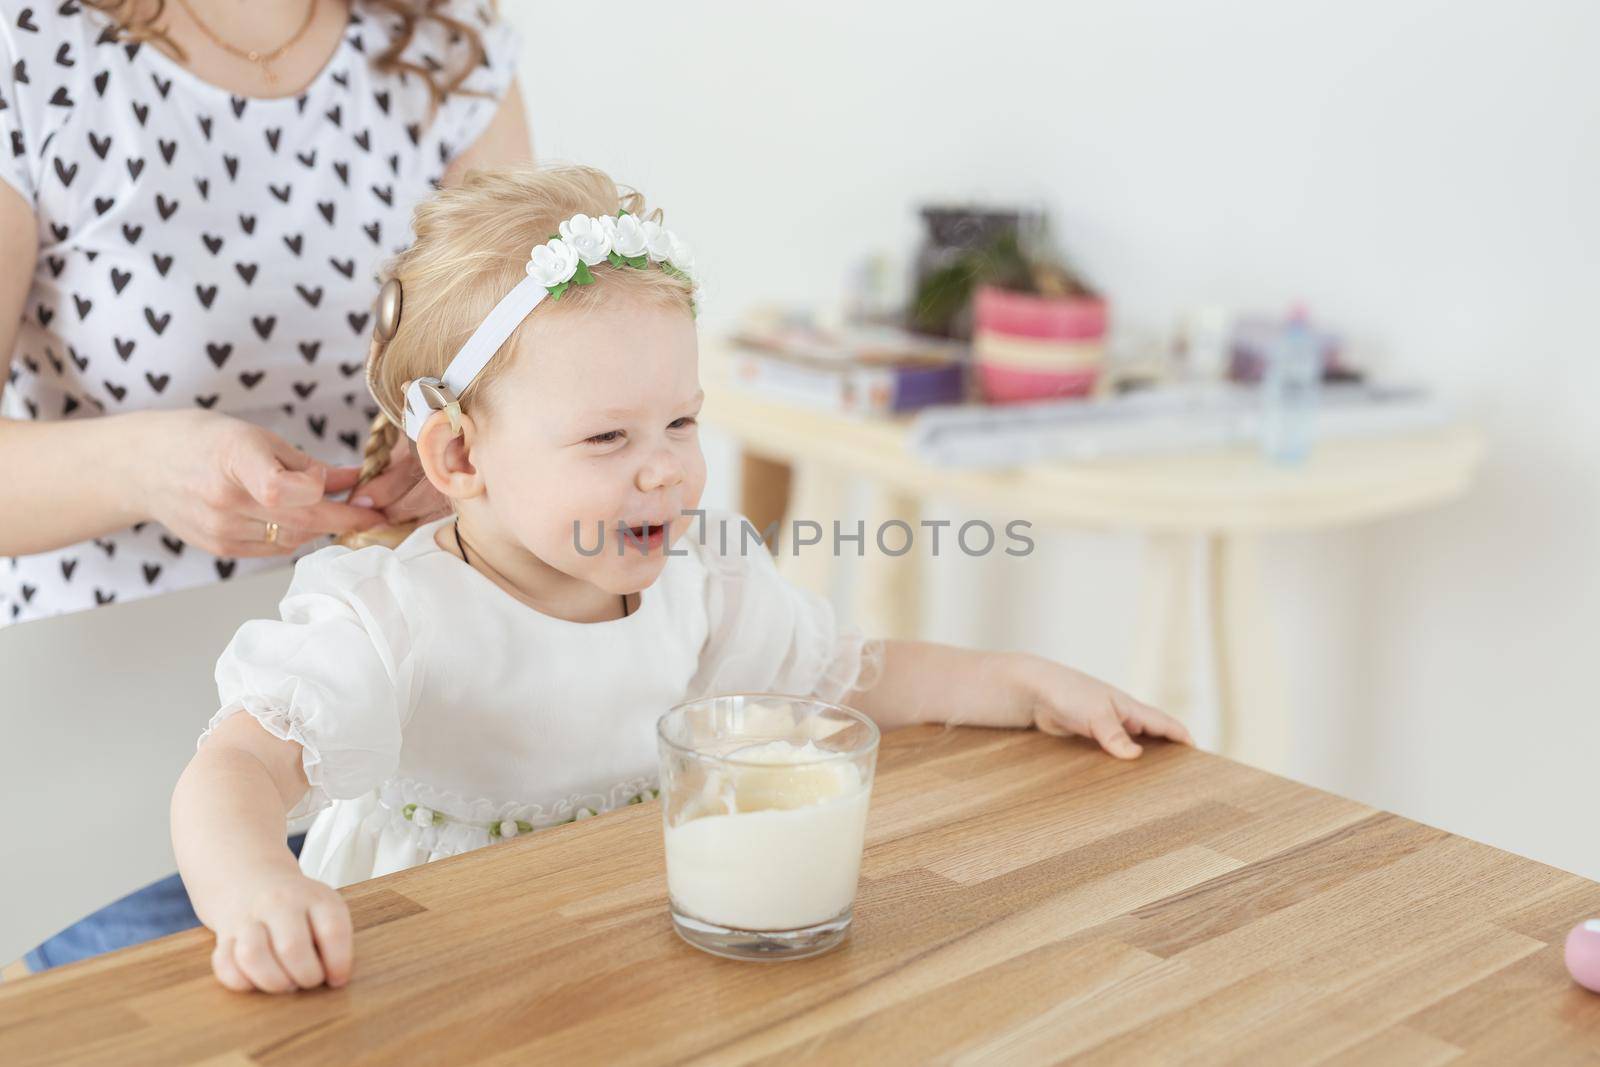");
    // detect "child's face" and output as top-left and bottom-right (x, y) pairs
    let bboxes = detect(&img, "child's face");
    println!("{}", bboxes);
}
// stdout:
(469, 300), (706, 594)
